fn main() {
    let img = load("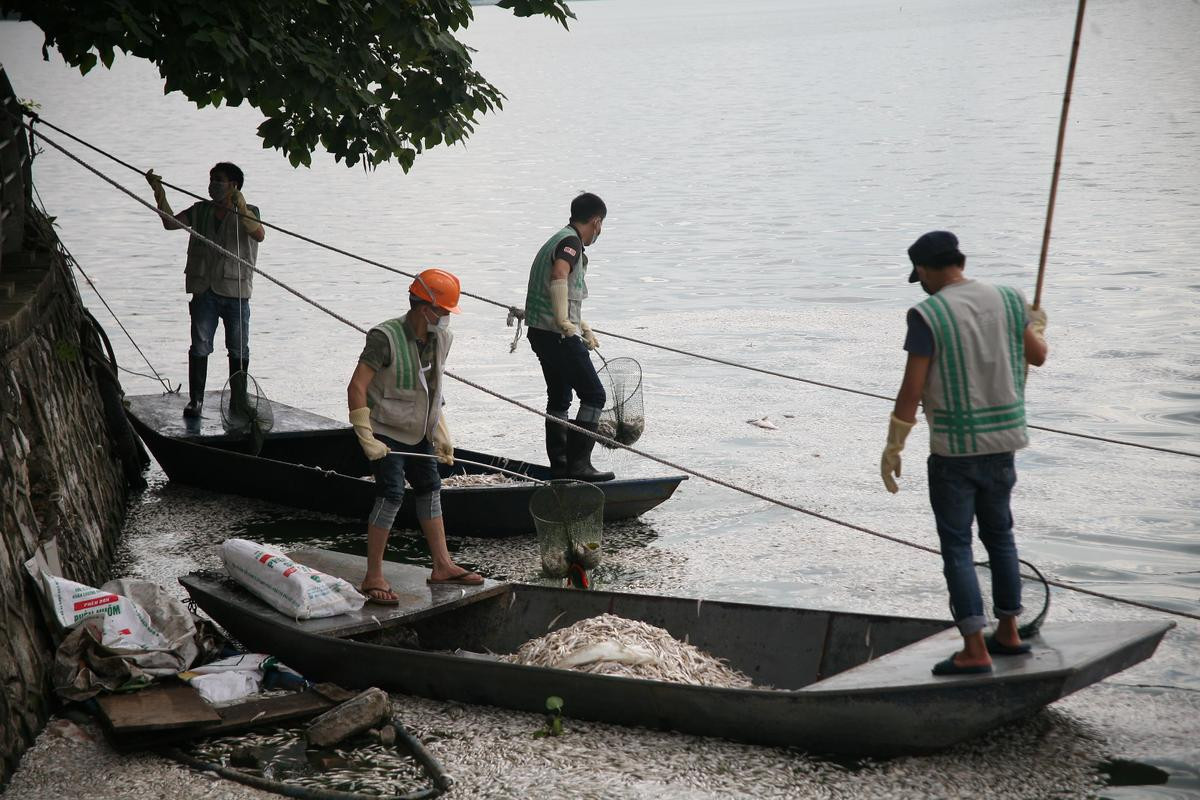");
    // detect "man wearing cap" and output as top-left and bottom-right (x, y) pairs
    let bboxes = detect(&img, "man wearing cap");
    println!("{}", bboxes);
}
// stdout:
(523, 192), (614, 482)
(346, 269), (483, 603)
(881, 231), (1048, 675)
(145, 162), (264, 419)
